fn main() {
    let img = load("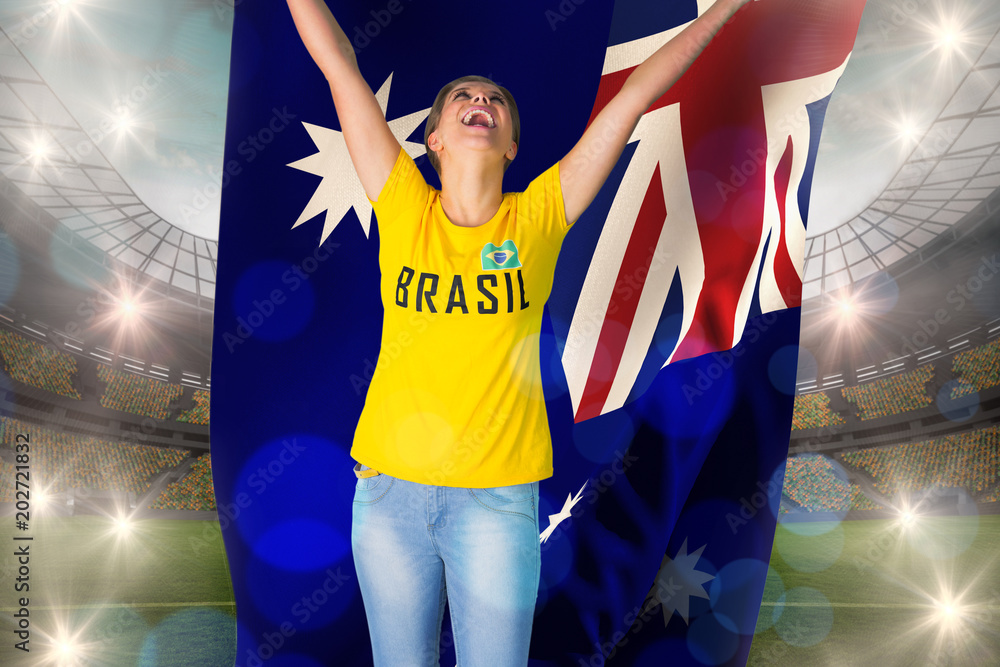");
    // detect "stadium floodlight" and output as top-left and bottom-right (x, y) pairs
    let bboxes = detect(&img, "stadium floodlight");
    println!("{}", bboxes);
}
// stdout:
(29, 141), (50, 164)
(38, 619), (98, 667)
(113, 289), (145, 324)
(114, 516), (132, 535)
(50, 636), (80, 666)
(89, 278), (168, 359)
(899, 509), (917, 527)
(896, 118), (919, 143)
(934, 19), (964, 53)
(113, 109), (133, 133)
(935, 598), (963, 628)
(829, 291), (861, 327)
(41, 627), (95, 667)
